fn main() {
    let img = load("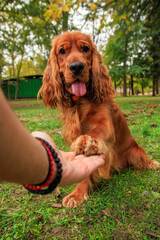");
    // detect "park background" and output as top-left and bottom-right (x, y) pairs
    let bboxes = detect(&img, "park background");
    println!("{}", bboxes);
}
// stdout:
(0, 0), (160, 98)
(0, 0), (160, 239)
